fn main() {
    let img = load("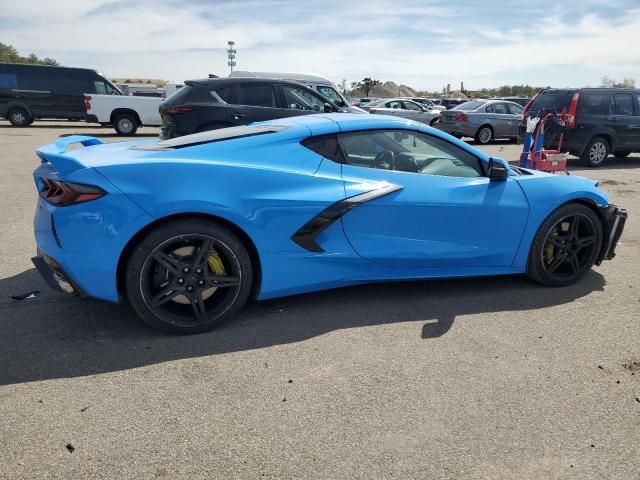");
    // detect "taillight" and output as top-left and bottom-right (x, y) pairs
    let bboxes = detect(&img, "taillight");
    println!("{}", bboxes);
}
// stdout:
(522, 92), (539, 119)
(455, 113), (468, 121)
(566, 92), (580, 127)
(166, 105), (193, 114)
(39, 178), (106, 206)
(84, 95), (91, 110)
